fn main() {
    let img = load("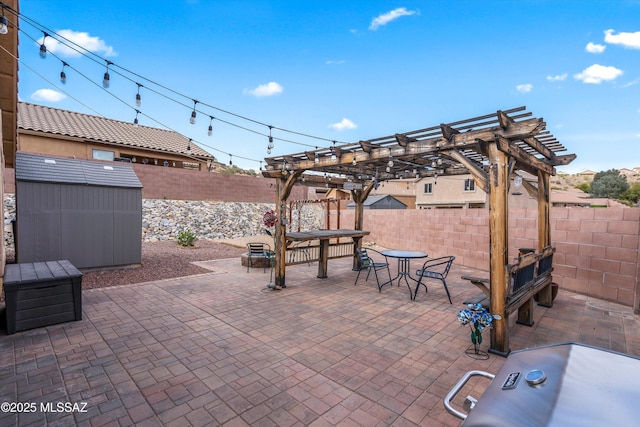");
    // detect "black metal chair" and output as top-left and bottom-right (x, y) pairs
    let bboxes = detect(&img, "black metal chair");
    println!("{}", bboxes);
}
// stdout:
(354, 248), (392, 292)
(246, 242), (272, 272)
(288, 241), (312, 266)
(414, 256), (455, 302)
